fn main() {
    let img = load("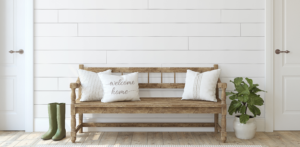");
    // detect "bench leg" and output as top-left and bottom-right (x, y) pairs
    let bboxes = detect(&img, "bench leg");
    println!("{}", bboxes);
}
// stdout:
(214, 114), (218, 133)
(221, 114), (227, 143)
(71, 114), (76, 143)
(79, 113), (83, 133)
